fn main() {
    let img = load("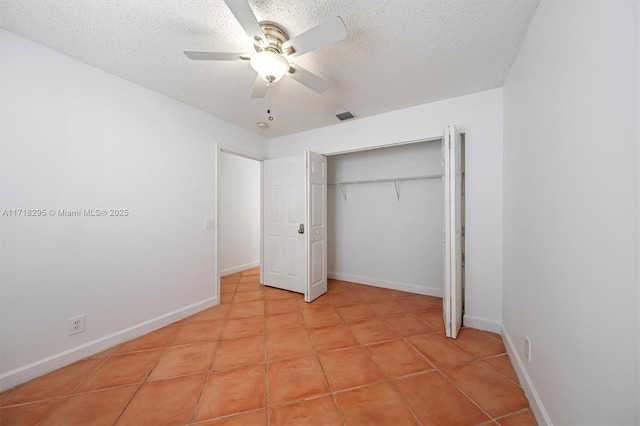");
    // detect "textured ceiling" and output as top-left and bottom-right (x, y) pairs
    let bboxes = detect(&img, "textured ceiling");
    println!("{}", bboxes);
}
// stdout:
(0, 0), (538, 138)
